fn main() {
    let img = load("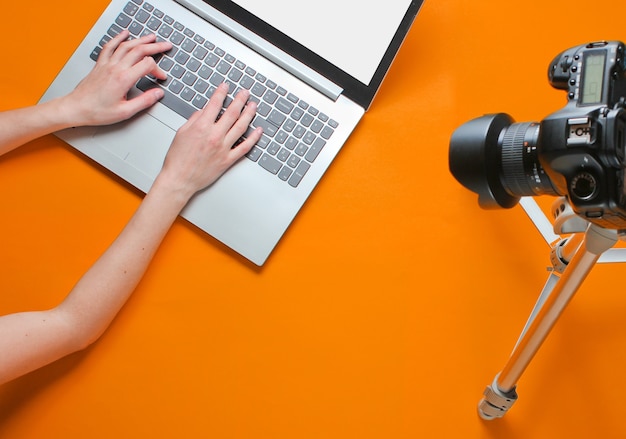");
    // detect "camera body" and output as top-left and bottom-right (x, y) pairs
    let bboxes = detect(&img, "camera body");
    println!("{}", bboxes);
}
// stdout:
(449, 41), (626, 229)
